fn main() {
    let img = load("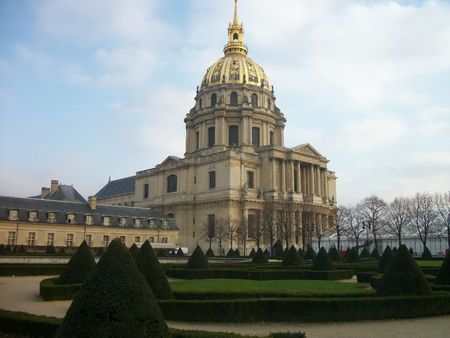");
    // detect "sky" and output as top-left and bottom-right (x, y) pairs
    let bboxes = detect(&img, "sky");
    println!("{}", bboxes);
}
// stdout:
(0, 0), (449, 205)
